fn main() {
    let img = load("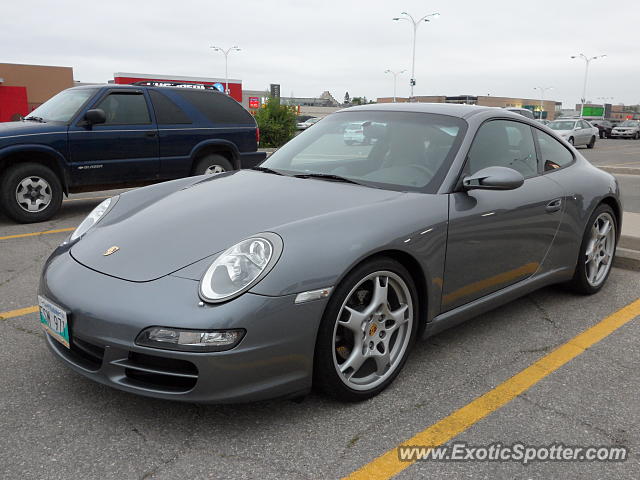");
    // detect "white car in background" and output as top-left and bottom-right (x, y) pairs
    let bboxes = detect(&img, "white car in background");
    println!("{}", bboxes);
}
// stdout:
(546, 118), (598, 148)
(610, 120), (640, 139)
(296, 117), (320, 130)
